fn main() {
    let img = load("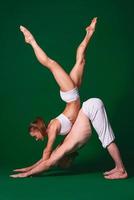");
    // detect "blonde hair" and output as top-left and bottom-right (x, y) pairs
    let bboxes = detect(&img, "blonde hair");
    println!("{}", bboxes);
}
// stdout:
(28, 117), (46, 136)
